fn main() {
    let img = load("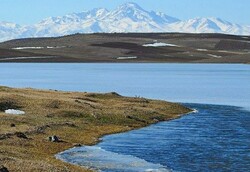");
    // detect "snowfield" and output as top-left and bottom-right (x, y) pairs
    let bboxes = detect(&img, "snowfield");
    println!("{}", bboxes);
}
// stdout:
(207, 54), (222, 58)
(116, 56), (138, 60)
(0, 56), (58, 61)
(12, 46), (65, 50)
(143, 42), (179, 47)
(197, 49), (208, 51)
(12, 47), (44, 50)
